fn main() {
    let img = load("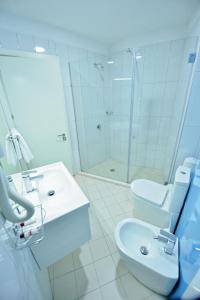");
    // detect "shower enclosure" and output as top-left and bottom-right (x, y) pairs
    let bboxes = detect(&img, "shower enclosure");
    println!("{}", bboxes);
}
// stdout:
(70, 37), (198, 183)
